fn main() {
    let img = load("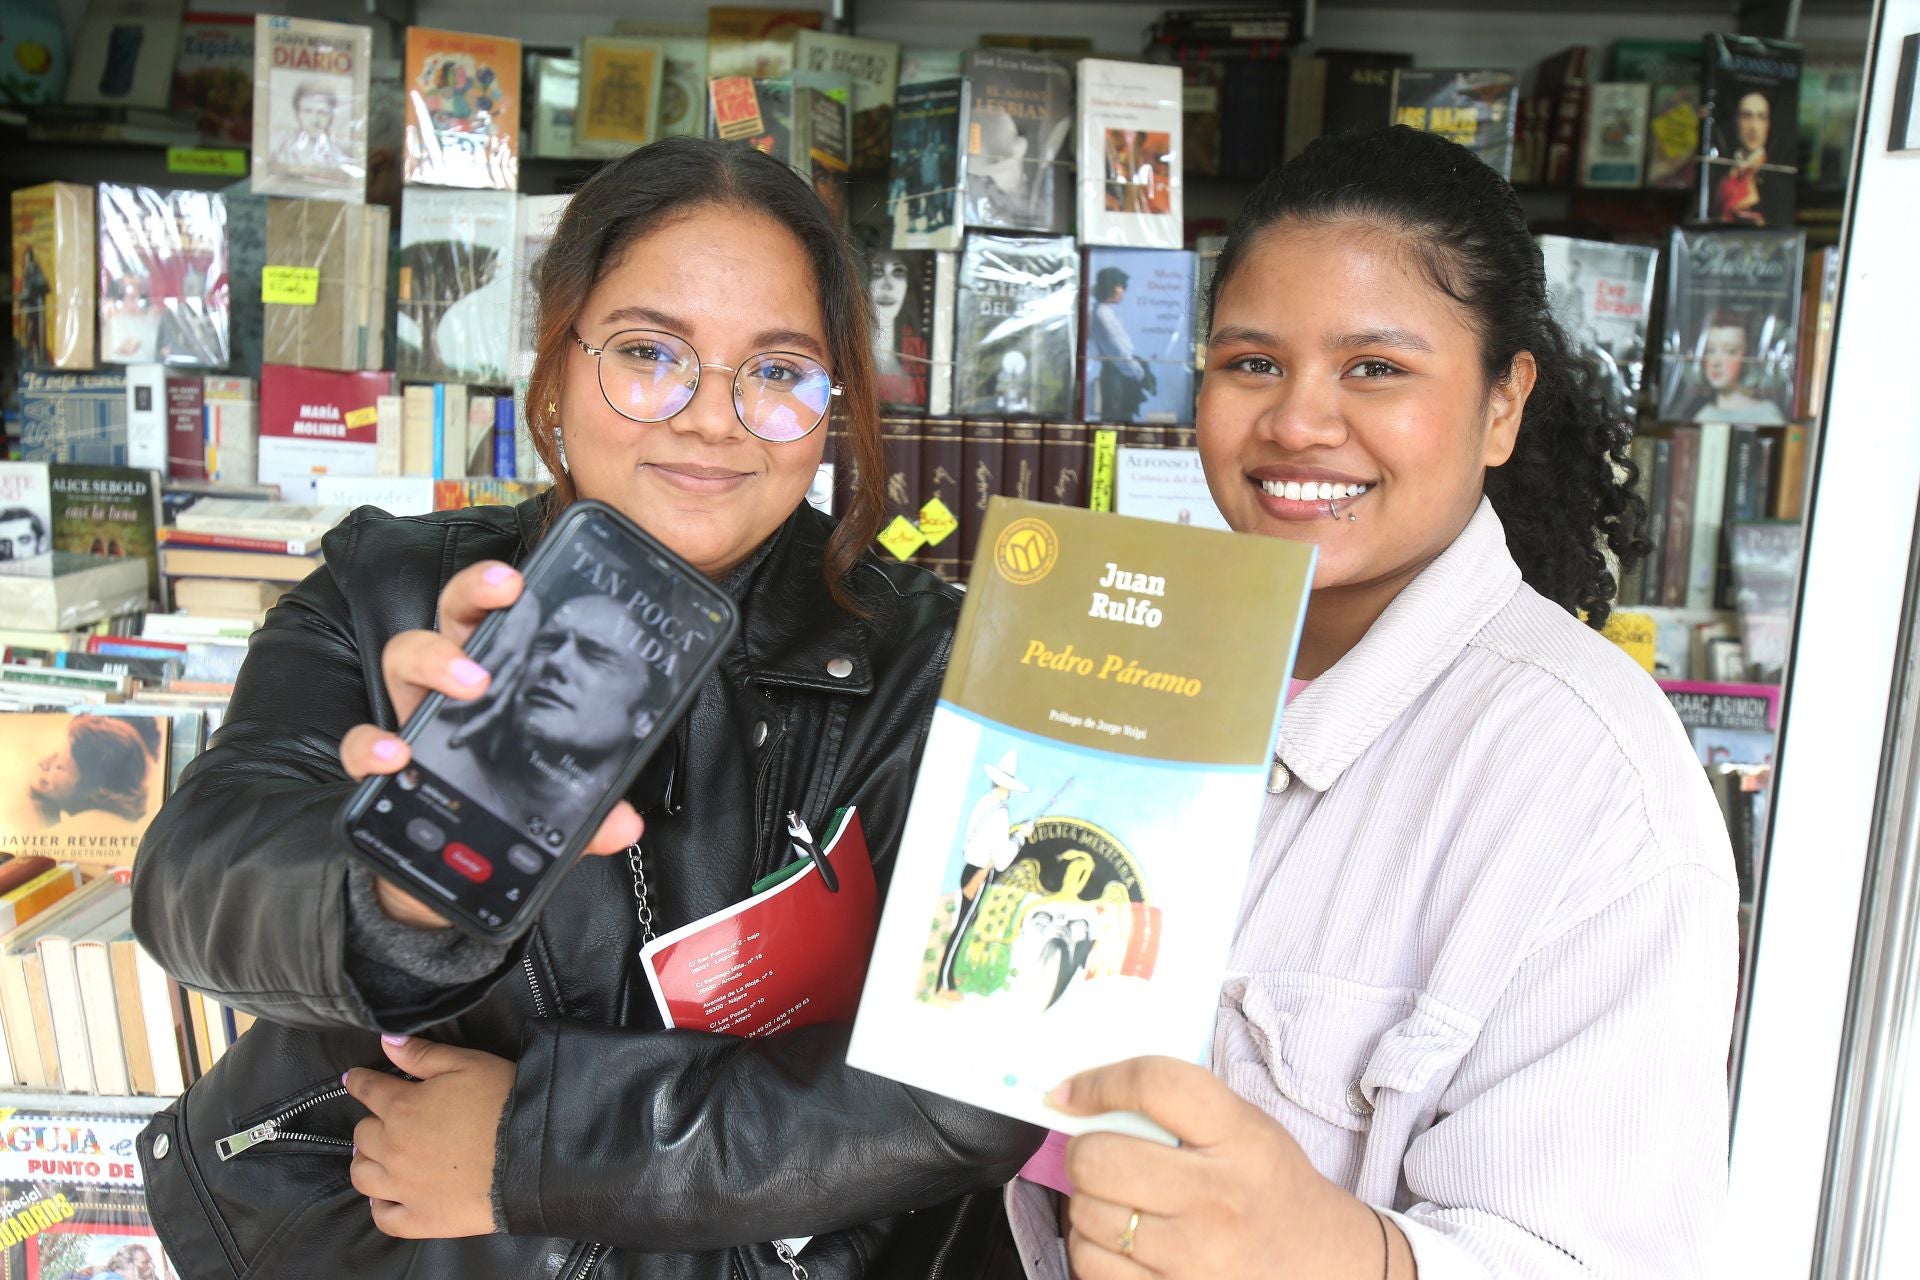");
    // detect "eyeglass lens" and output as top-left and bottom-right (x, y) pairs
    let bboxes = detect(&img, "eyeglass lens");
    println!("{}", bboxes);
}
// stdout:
(597, 330), (834, 442)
